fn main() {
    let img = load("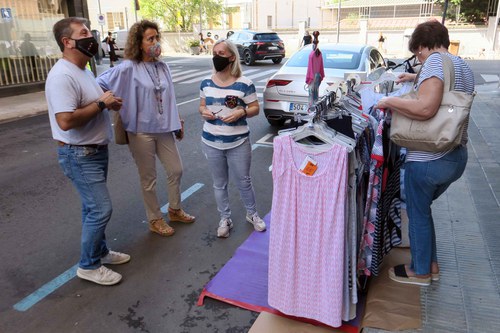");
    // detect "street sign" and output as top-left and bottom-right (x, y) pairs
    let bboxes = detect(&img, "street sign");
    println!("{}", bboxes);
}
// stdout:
(1, 8), (12, 19)
(97, 13), (105, 25)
